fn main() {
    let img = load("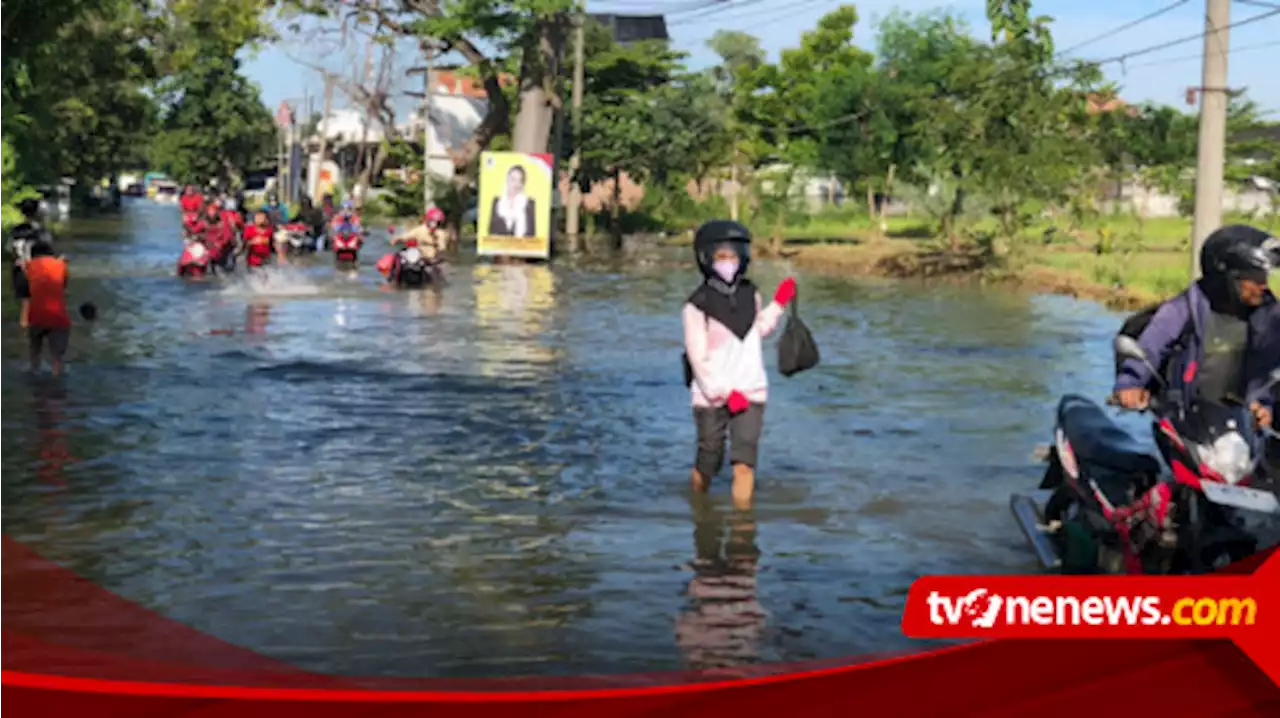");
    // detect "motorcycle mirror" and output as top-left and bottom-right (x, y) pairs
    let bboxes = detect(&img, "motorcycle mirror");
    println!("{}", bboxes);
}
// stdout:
(1113, 335), (1149, 364)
